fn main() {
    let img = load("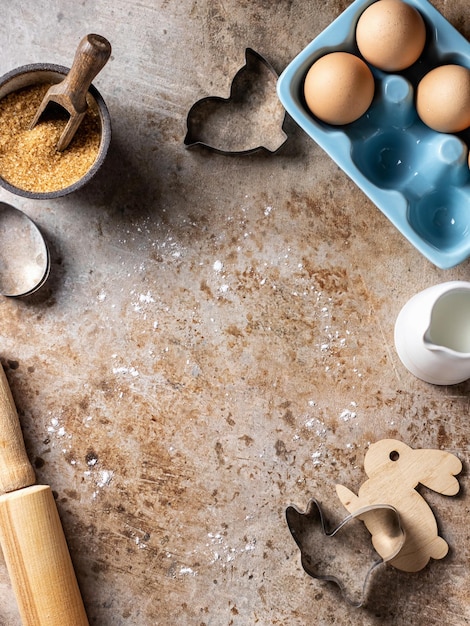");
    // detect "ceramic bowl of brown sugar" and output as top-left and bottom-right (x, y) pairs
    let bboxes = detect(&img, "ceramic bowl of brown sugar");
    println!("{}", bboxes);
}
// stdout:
(0, 63), (111, 199)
